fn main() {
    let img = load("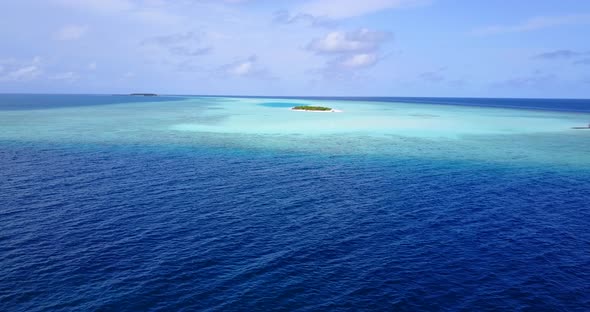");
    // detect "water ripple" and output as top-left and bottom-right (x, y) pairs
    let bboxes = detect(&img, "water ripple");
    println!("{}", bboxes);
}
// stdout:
(1, 144), (589, 311)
